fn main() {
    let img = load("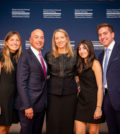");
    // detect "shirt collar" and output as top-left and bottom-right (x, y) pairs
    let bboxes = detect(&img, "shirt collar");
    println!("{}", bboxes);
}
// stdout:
(104, 40), (115, 51)
(30, 46), (41, 55)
